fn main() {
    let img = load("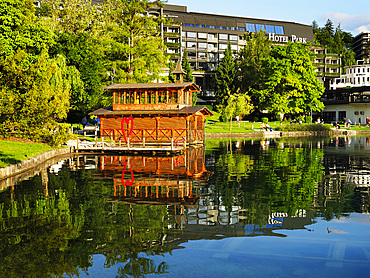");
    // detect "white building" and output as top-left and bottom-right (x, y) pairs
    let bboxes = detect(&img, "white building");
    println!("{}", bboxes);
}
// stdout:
(322, 61), (370, 124)
(330, 61), (370, 90)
